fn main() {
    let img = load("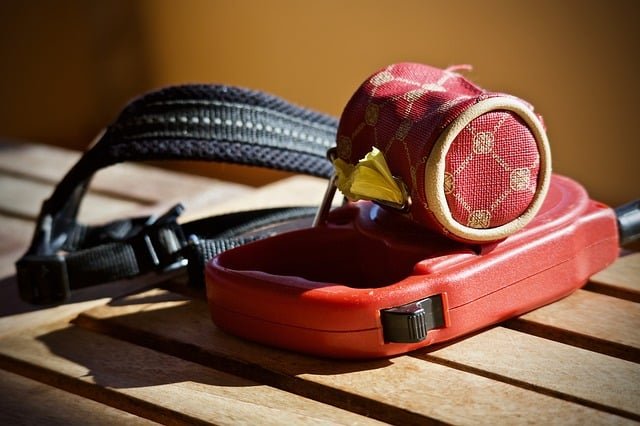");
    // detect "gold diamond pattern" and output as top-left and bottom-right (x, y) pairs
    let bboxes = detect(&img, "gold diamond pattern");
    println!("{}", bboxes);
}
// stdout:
(451, 115), (538, 220)
(395, 118), (412, 141)
(365, 103), (380, 126)
(405, 88), (427, 102)
(472, 132), (494, 154)
(337, 135), (352, 159)
(370, 70), (394, 86)
(510, 168), (531, 191)
(444, 172), (455, 194)
(337, 65), (539, 229)
(467, 210), (491, 228)
(338, 65), (465, 212)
